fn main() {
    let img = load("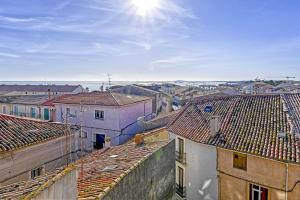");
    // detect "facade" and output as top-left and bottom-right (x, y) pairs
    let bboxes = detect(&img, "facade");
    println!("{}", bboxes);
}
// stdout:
(168, 94), (300, 200)
(54, 92), (153, 150)
(0, 95), (56, 121)
(0, 128), (175, 200)
(0, 84), (84, 96)
(0, 114), (81, 186)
